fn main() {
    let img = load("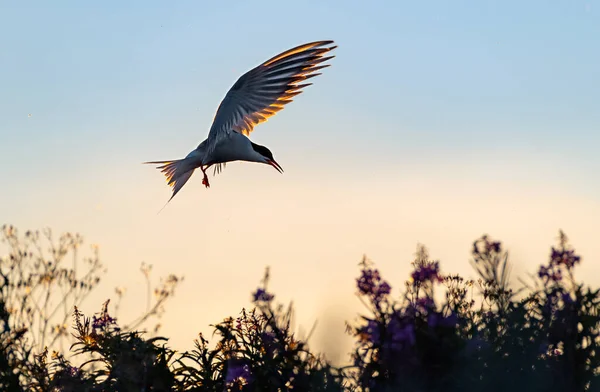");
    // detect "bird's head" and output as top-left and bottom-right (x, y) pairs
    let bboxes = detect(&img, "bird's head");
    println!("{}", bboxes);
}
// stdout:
(250, 142), (283, 173)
